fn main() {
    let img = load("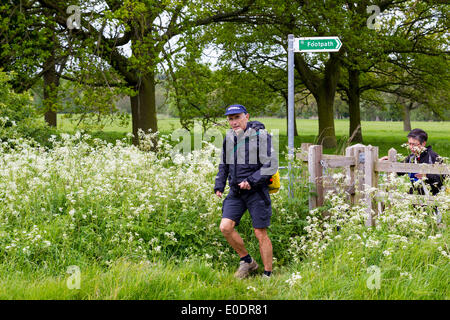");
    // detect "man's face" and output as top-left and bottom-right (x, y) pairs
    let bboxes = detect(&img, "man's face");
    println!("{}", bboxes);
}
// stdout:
(227, 112), (249, 132)
(408, 137), (426, 154)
